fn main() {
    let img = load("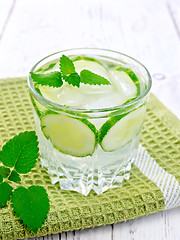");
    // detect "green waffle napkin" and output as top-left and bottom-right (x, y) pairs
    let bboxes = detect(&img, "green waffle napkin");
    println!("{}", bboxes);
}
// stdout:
(0, 77), (180, 240)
